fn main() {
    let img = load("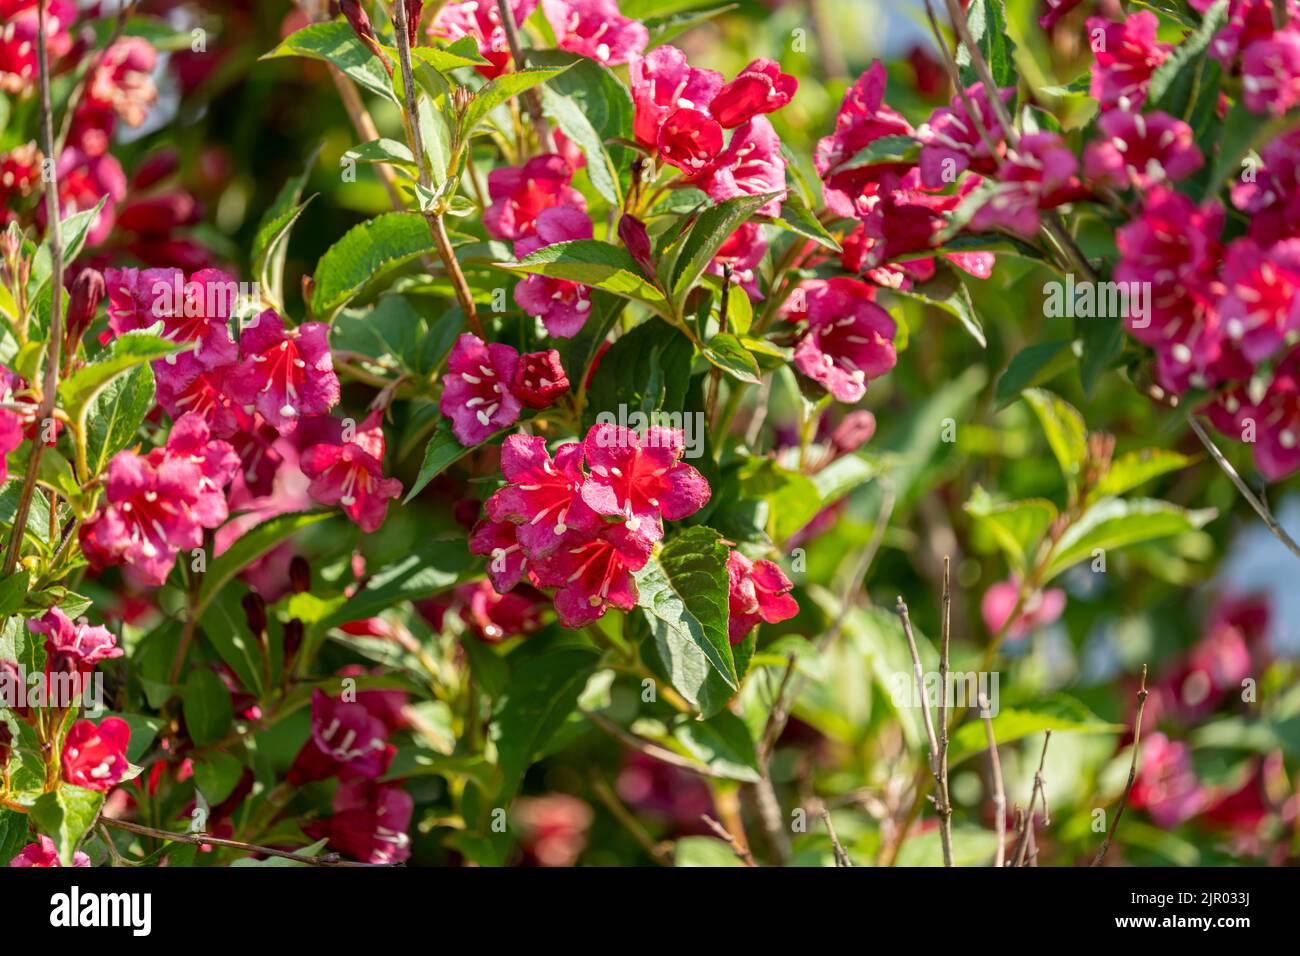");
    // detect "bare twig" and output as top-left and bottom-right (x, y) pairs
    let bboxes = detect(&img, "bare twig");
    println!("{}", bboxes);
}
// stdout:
(494, 0), (552, 150)
(101, 817), (387, 867)
(1011, 731), (1052, 867)
(1188, 413), (1300, 564)
(589, 772), (672, 866)
(1092, 665), (1150, 866)
(896, 594), (952, 867)
(819, 806), (853, 867)
(936, 556), (953, 864)
(701, 814), (757, 867)
(978, 692), (1006, 868)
